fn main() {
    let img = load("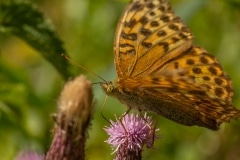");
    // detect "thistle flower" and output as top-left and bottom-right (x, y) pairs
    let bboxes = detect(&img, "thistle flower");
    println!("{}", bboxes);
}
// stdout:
(46, 75), (94, 160)
(104, 113), (159, 160)
(15, 151), (44, 160)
